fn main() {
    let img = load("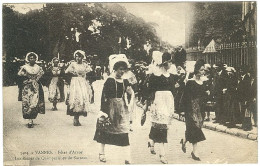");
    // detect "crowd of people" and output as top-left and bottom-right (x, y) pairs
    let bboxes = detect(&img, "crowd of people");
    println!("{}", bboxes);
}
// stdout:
(131, 51), (257, 163)
(14, 49), (257, 164)
(133, 56), (257, 131)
